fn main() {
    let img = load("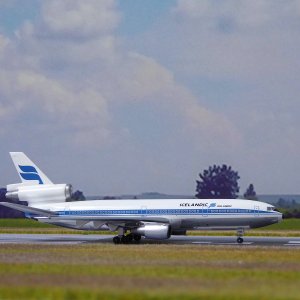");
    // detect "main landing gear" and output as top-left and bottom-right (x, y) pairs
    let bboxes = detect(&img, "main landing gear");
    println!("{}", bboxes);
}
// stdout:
(112, 234), (141, 244)
(236, 228), (244, 244)
(113, 228), (141, 244)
